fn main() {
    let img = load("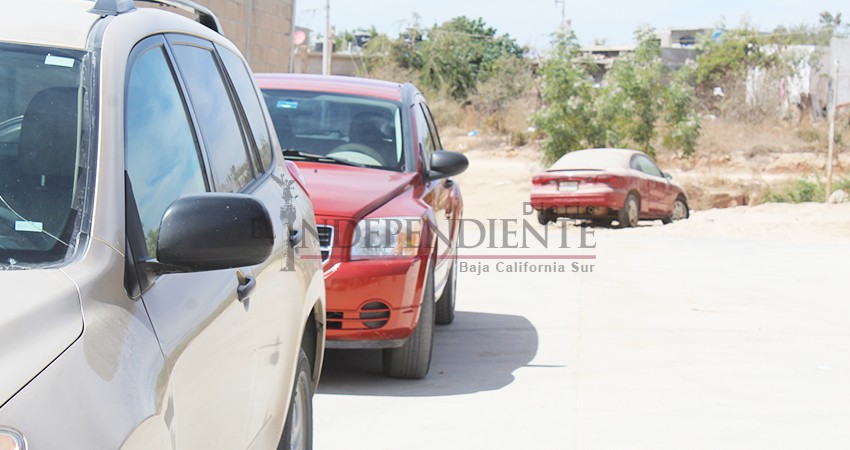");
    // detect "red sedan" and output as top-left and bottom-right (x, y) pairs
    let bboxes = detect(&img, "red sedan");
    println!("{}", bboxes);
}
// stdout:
(530, 148), (689, 227)
(255, 74), (468, 379)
